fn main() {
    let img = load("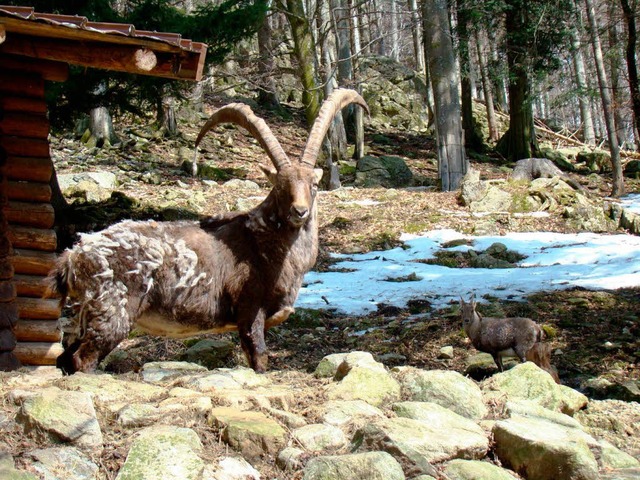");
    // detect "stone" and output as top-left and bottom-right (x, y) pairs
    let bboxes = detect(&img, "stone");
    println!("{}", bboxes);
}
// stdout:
(277, 447), (306, 471)
(482, 362), (587, 415)
(207, 457), (260, 480)
(444, 459), (519, 480)
(209, 406), (287, 460)
(141, 361), (208, 383)
(115, 425), (204, 480)
(27, 447), (98, 480)
(355, 155), (413, 188)
(493, 415), (599, 480)
(180, 340), (235, 369)
(320, 400), (385, 426)
(438, 346), (454, 359)
(393, 367), (487, 420)
(0, 450), (38, 480)
(391, 401), (489, 460)
(302, 451), (405, 480)
(291, 423), (348, 452)
(353, 415), (485, 477)
(16, 387), (103, 448)
(325, 365), (401, 407)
